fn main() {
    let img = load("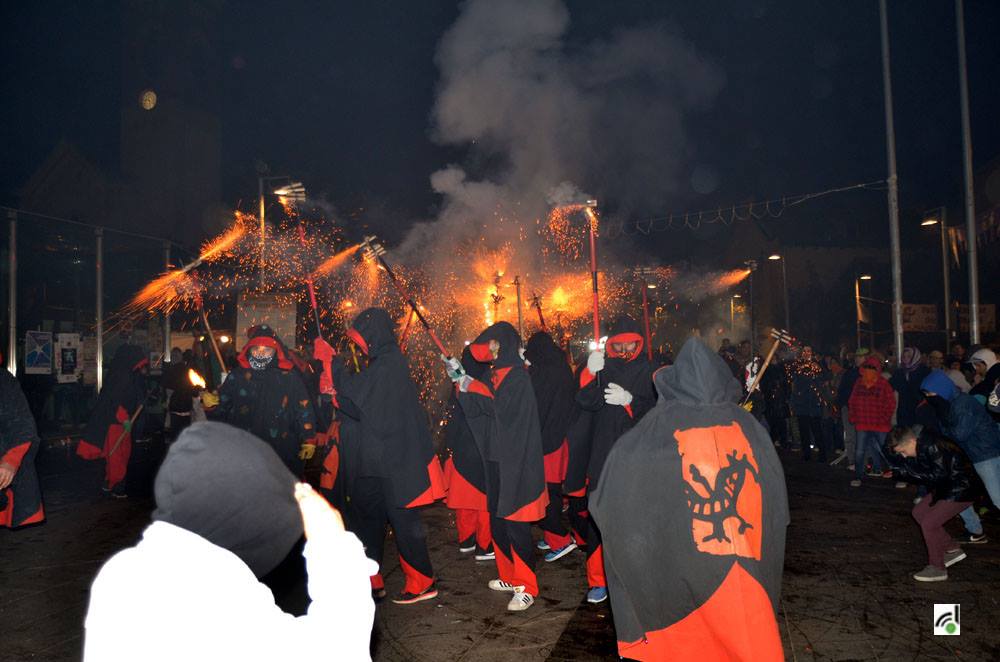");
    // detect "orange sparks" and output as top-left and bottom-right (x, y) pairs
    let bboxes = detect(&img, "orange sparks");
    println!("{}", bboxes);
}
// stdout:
(122, 269), (202, 317)
(714, 268), (752, 290)
(314, 243), (361, 277)
(198, 213), (249, 263)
